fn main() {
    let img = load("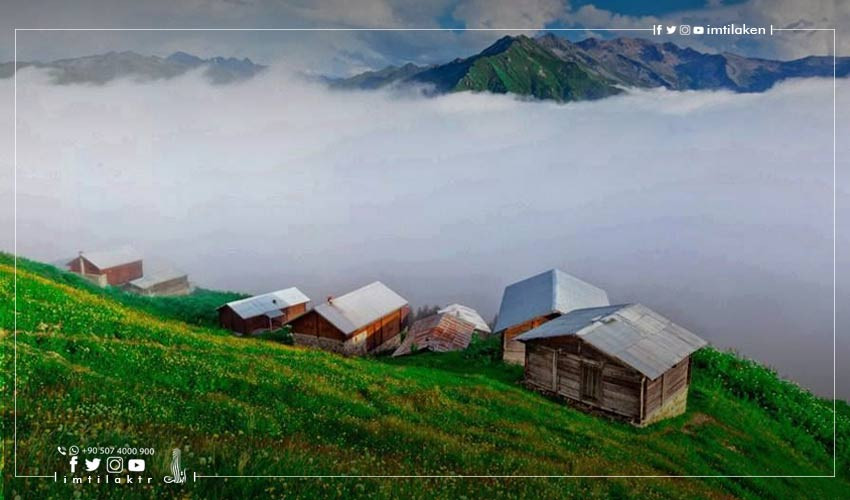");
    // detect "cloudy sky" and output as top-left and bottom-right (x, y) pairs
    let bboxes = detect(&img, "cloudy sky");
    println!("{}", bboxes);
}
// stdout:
(0, 1), (846, 399)
(2, 0), (847, 75)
